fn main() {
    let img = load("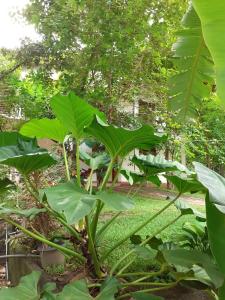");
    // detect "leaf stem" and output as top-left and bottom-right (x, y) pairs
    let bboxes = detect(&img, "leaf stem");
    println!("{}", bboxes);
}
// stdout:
(85, 216), (102, 278)
(99, 159), (115, 191)
(63, 142), (71, 181)
(110, 214), (182, 275)
(101, 193), (181, 262)
(2, 217), (86, 263)
(117, 281), (178, 299)
(76, 139), (81, 187)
